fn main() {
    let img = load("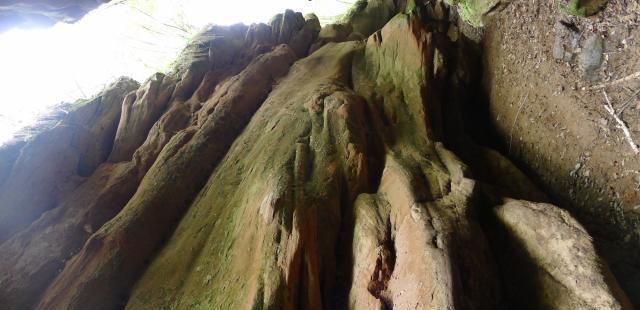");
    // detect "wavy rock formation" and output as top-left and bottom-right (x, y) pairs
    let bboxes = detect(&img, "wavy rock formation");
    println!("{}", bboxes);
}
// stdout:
(0, 1), (635, 309)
